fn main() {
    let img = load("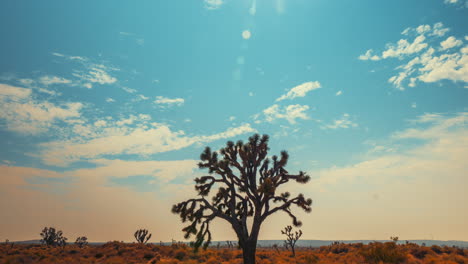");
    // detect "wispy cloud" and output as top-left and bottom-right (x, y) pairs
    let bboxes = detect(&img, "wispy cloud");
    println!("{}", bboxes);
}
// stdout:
(38, 118), (256, 166)
(122, 87), (137, 93)
(204, 0), (223, 10)
(154, 96), (185, 107)
(73, 65), (117, 87)
(0, 83), (83, 135)
(320, 113), (358, 130)
(276, 81), (321, 101)
(358, 49), (381, 61)
(256, 104), (310, 124)
(39, 76), (72, 86)
(443, 0), (468, 8)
